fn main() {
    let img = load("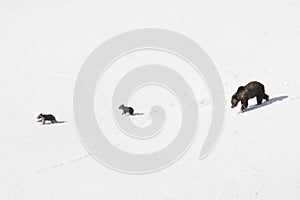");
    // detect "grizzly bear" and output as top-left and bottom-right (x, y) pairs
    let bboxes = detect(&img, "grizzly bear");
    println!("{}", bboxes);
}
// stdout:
(231, 81), (269, 112)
